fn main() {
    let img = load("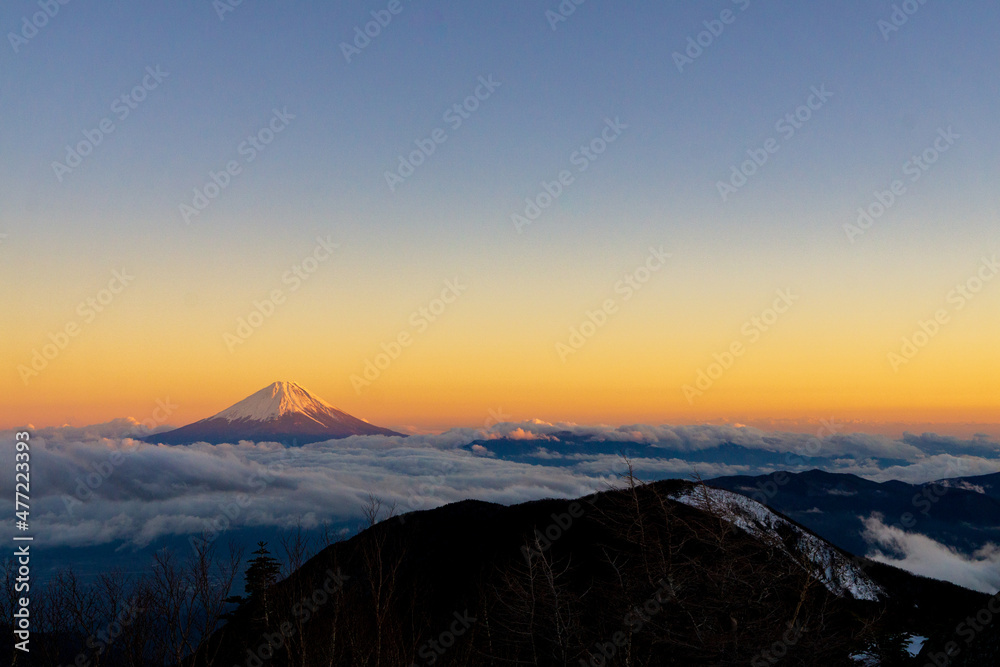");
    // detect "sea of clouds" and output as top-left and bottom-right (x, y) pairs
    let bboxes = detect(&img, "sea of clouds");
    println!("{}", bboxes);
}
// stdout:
(4, 419), (1000, 592)
(4, 418), (999, 552)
